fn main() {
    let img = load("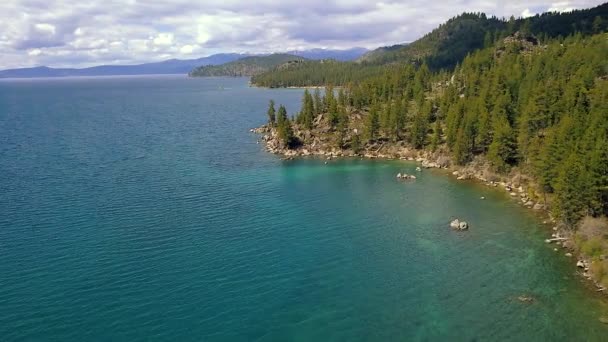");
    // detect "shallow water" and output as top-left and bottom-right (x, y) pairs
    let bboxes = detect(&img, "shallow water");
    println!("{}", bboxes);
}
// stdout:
(0, 76), (606, 341)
